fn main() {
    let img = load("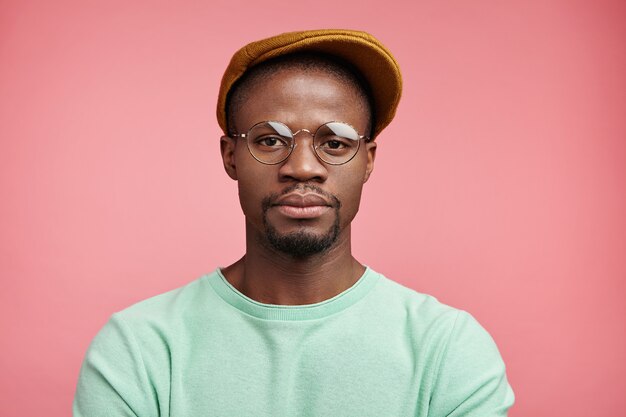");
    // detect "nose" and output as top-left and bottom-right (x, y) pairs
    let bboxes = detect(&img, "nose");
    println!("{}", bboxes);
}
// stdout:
(278, 133), (328, 183)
